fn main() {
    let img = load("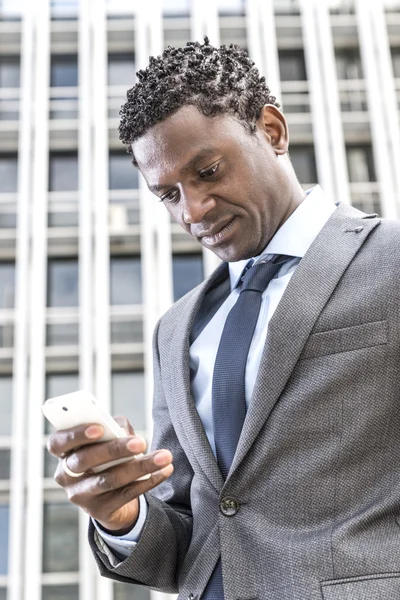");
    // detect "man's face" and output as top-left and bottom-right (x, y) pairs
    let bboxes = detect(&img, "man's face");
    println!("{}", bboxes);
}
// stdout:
(132, 104), (300, 262)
